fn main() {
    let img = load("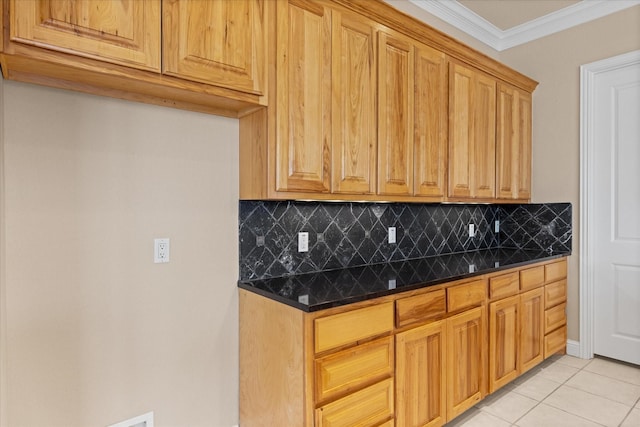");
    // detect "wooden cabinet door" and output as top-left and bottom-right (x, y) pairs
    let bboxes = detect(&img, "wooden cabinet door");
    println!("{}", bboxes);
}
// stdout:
(275, 0), (331, 193)
(414, 43), (447, 198)
(163, 0), (266, 95)
(378, 30), (414, 196)
(519, 287), (544, 374)
(396, 321), (446, 427)
(489, 295), (519, 393)
(331, 11), (377, 194)
(10, 0), (160, 71)
(446, 306), (487, 421)
(449, 62), (496, 199)
(497, 83), (532, 200)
